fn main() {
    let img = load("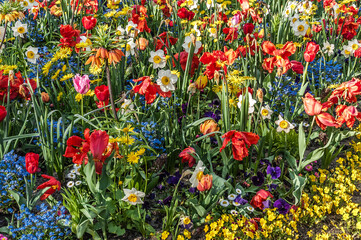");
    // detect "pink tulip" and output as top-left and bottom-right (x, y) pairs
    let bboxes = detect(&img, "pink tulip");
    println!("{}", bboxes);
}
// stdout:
(73, 74), (90, 94)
